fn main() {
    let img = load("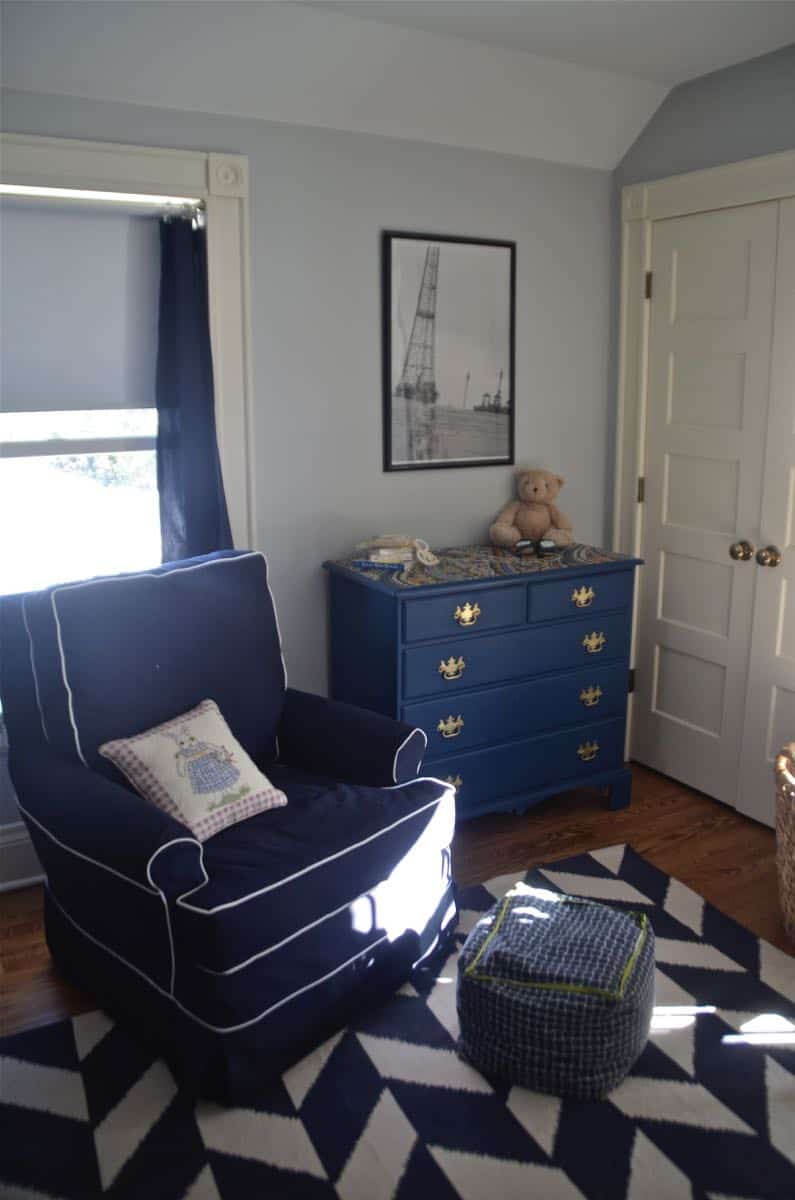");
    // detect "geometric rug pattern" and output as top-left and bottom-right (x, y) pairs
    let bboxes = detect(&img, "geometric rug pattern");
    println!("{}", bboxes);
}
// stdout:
(1, 844), (794, 1199)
